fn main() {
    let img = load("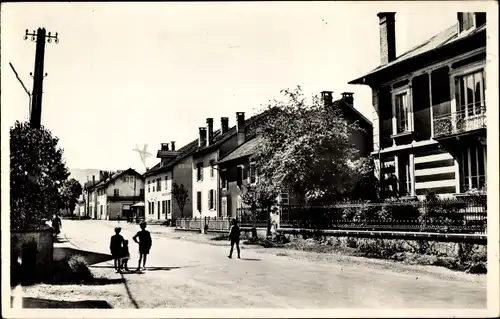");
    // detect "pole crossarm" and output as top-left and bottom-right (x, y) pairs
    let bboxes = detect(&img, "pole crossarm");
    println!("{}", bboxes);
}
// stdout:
(24, 29), (60, 44)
